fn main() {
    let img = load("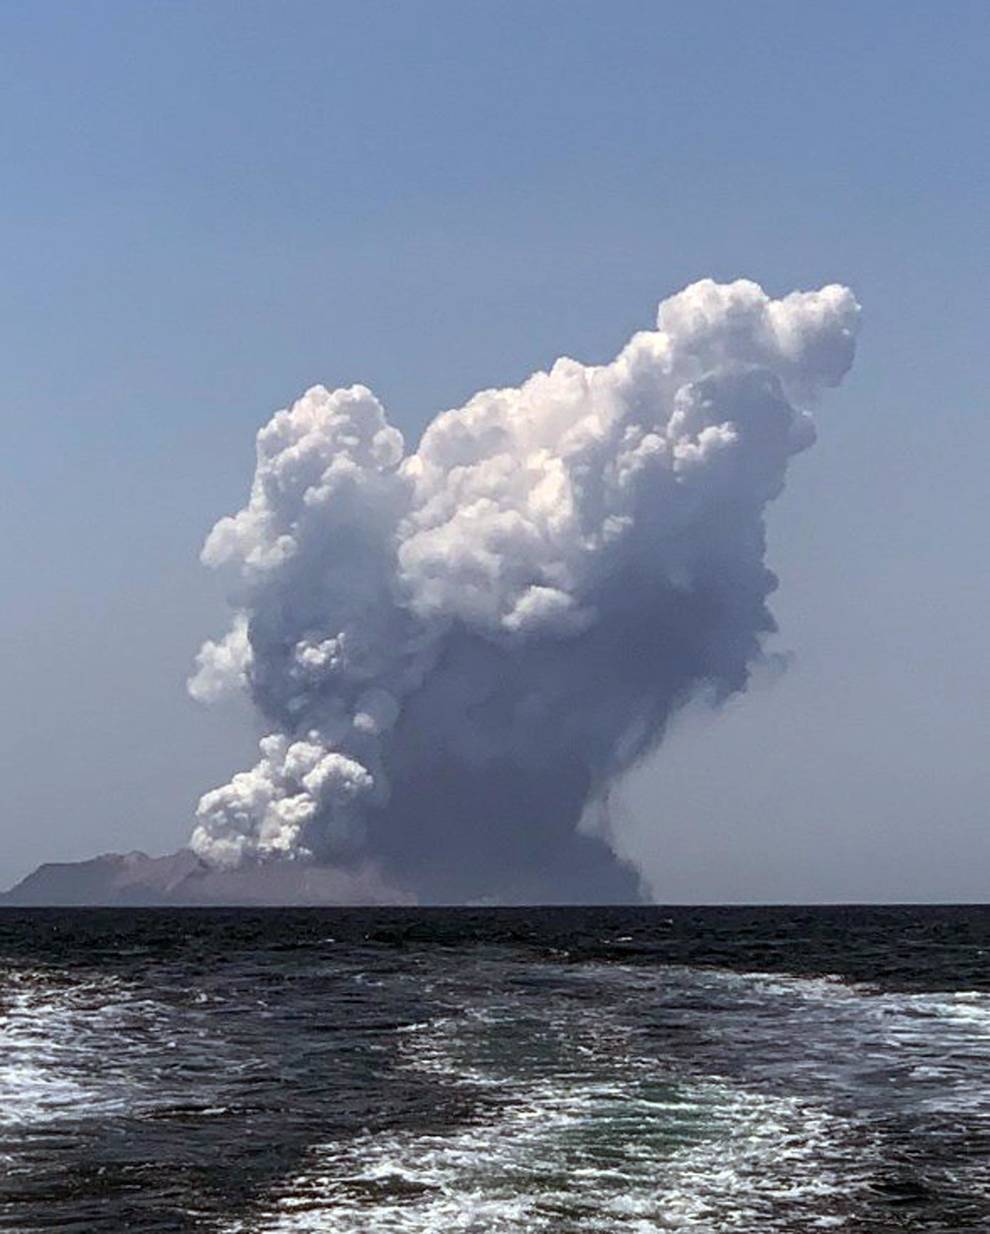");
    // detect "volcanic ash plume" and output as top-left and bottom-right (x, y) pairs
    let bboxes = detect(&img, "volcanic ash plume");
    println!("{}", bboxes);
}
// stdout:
(188, 279), (859, 902)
